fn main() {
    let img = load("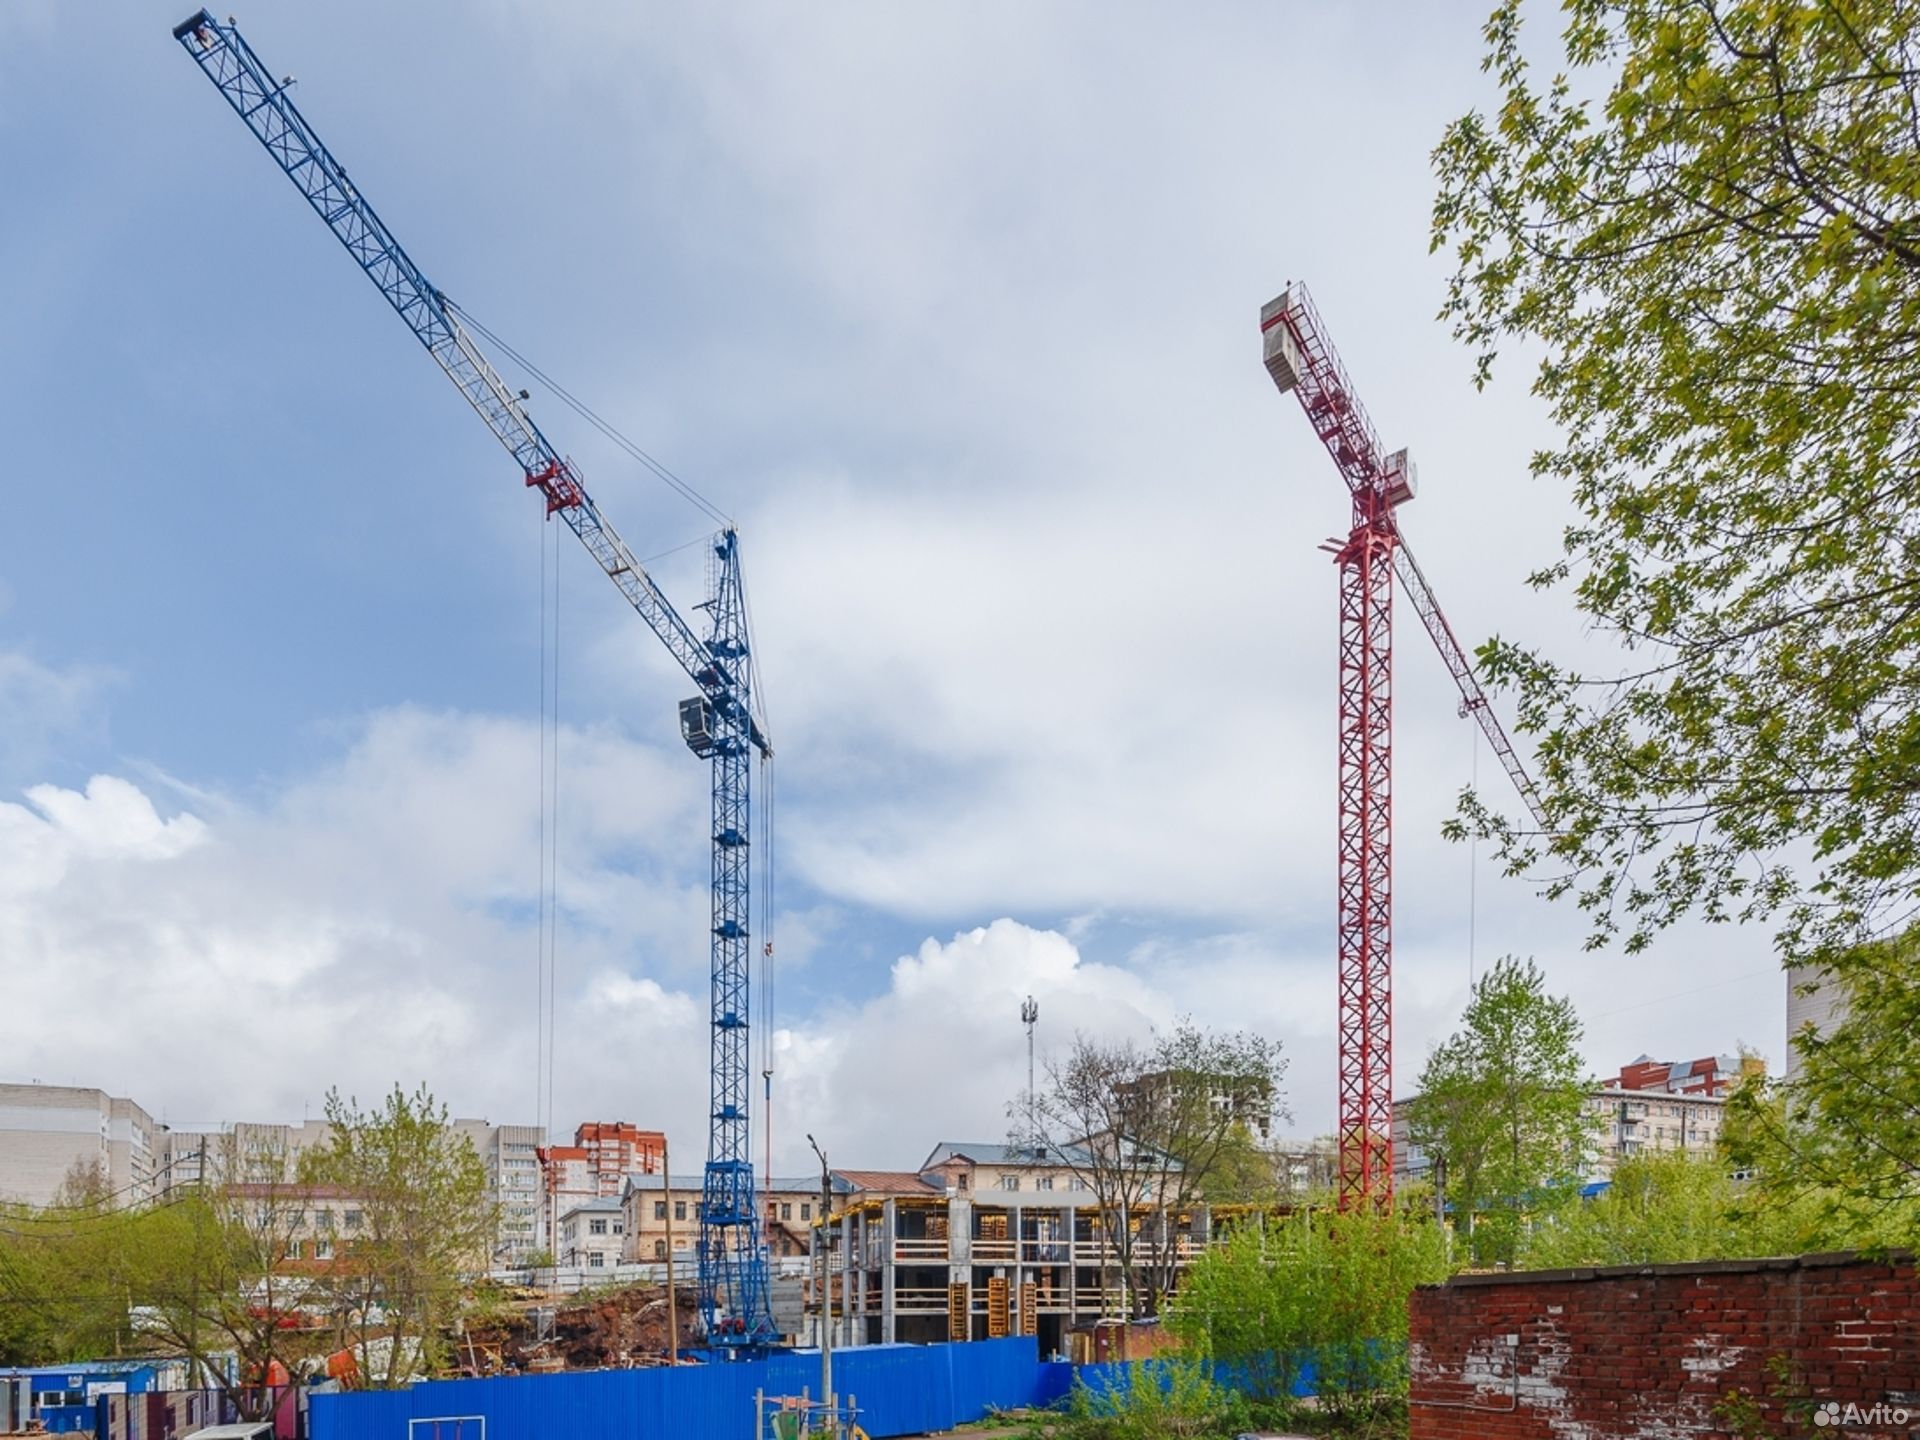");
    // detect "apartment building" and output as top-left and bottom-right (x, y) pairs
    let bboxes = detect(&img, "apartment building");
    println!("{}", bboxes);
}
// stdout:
(471, 1123), (545, 1263)
(541, 1122), (664, 1246)
(1391, 1068), (1740, 1186)
(1609, 1053), (1764, 1098)
(164, 1119), (334, 1191)
(167, 1116), (545, 1263)
(1786, 965), (1849, 1080)
(556, 1196), (626, 1269)
(0, 1083), (163, 1209)
(618, 1172), (821, 1264)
